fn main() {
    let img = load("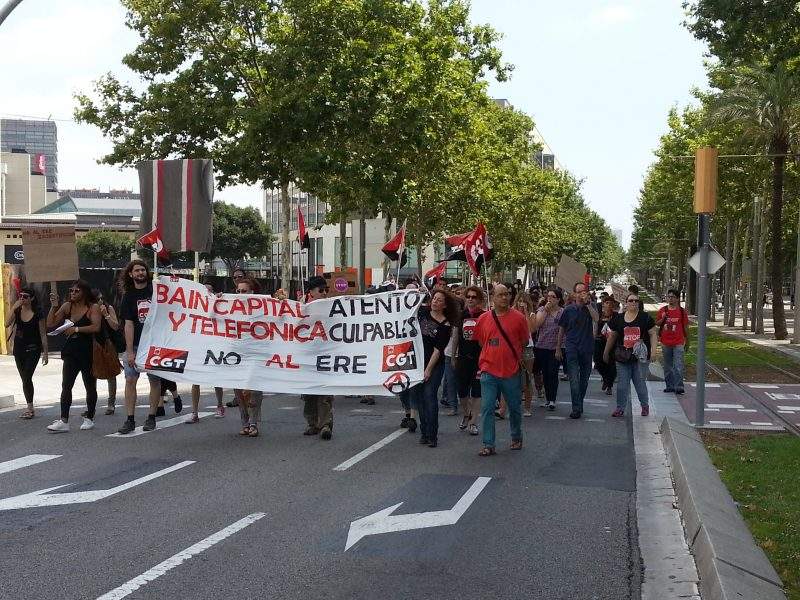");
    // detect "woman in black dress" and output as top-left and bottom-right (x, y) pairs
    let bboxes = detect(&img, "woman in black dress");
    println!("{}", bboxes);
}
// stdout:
(46, 280), (102, 433)
(4, 287), (48, 419)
